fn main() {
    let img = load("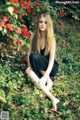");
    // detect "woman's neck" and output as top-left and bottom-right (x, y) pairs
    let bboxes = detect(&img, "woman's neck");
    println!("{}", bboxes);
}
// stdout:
(40, 31), (46, 39)
(40, 31), (46, 49)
